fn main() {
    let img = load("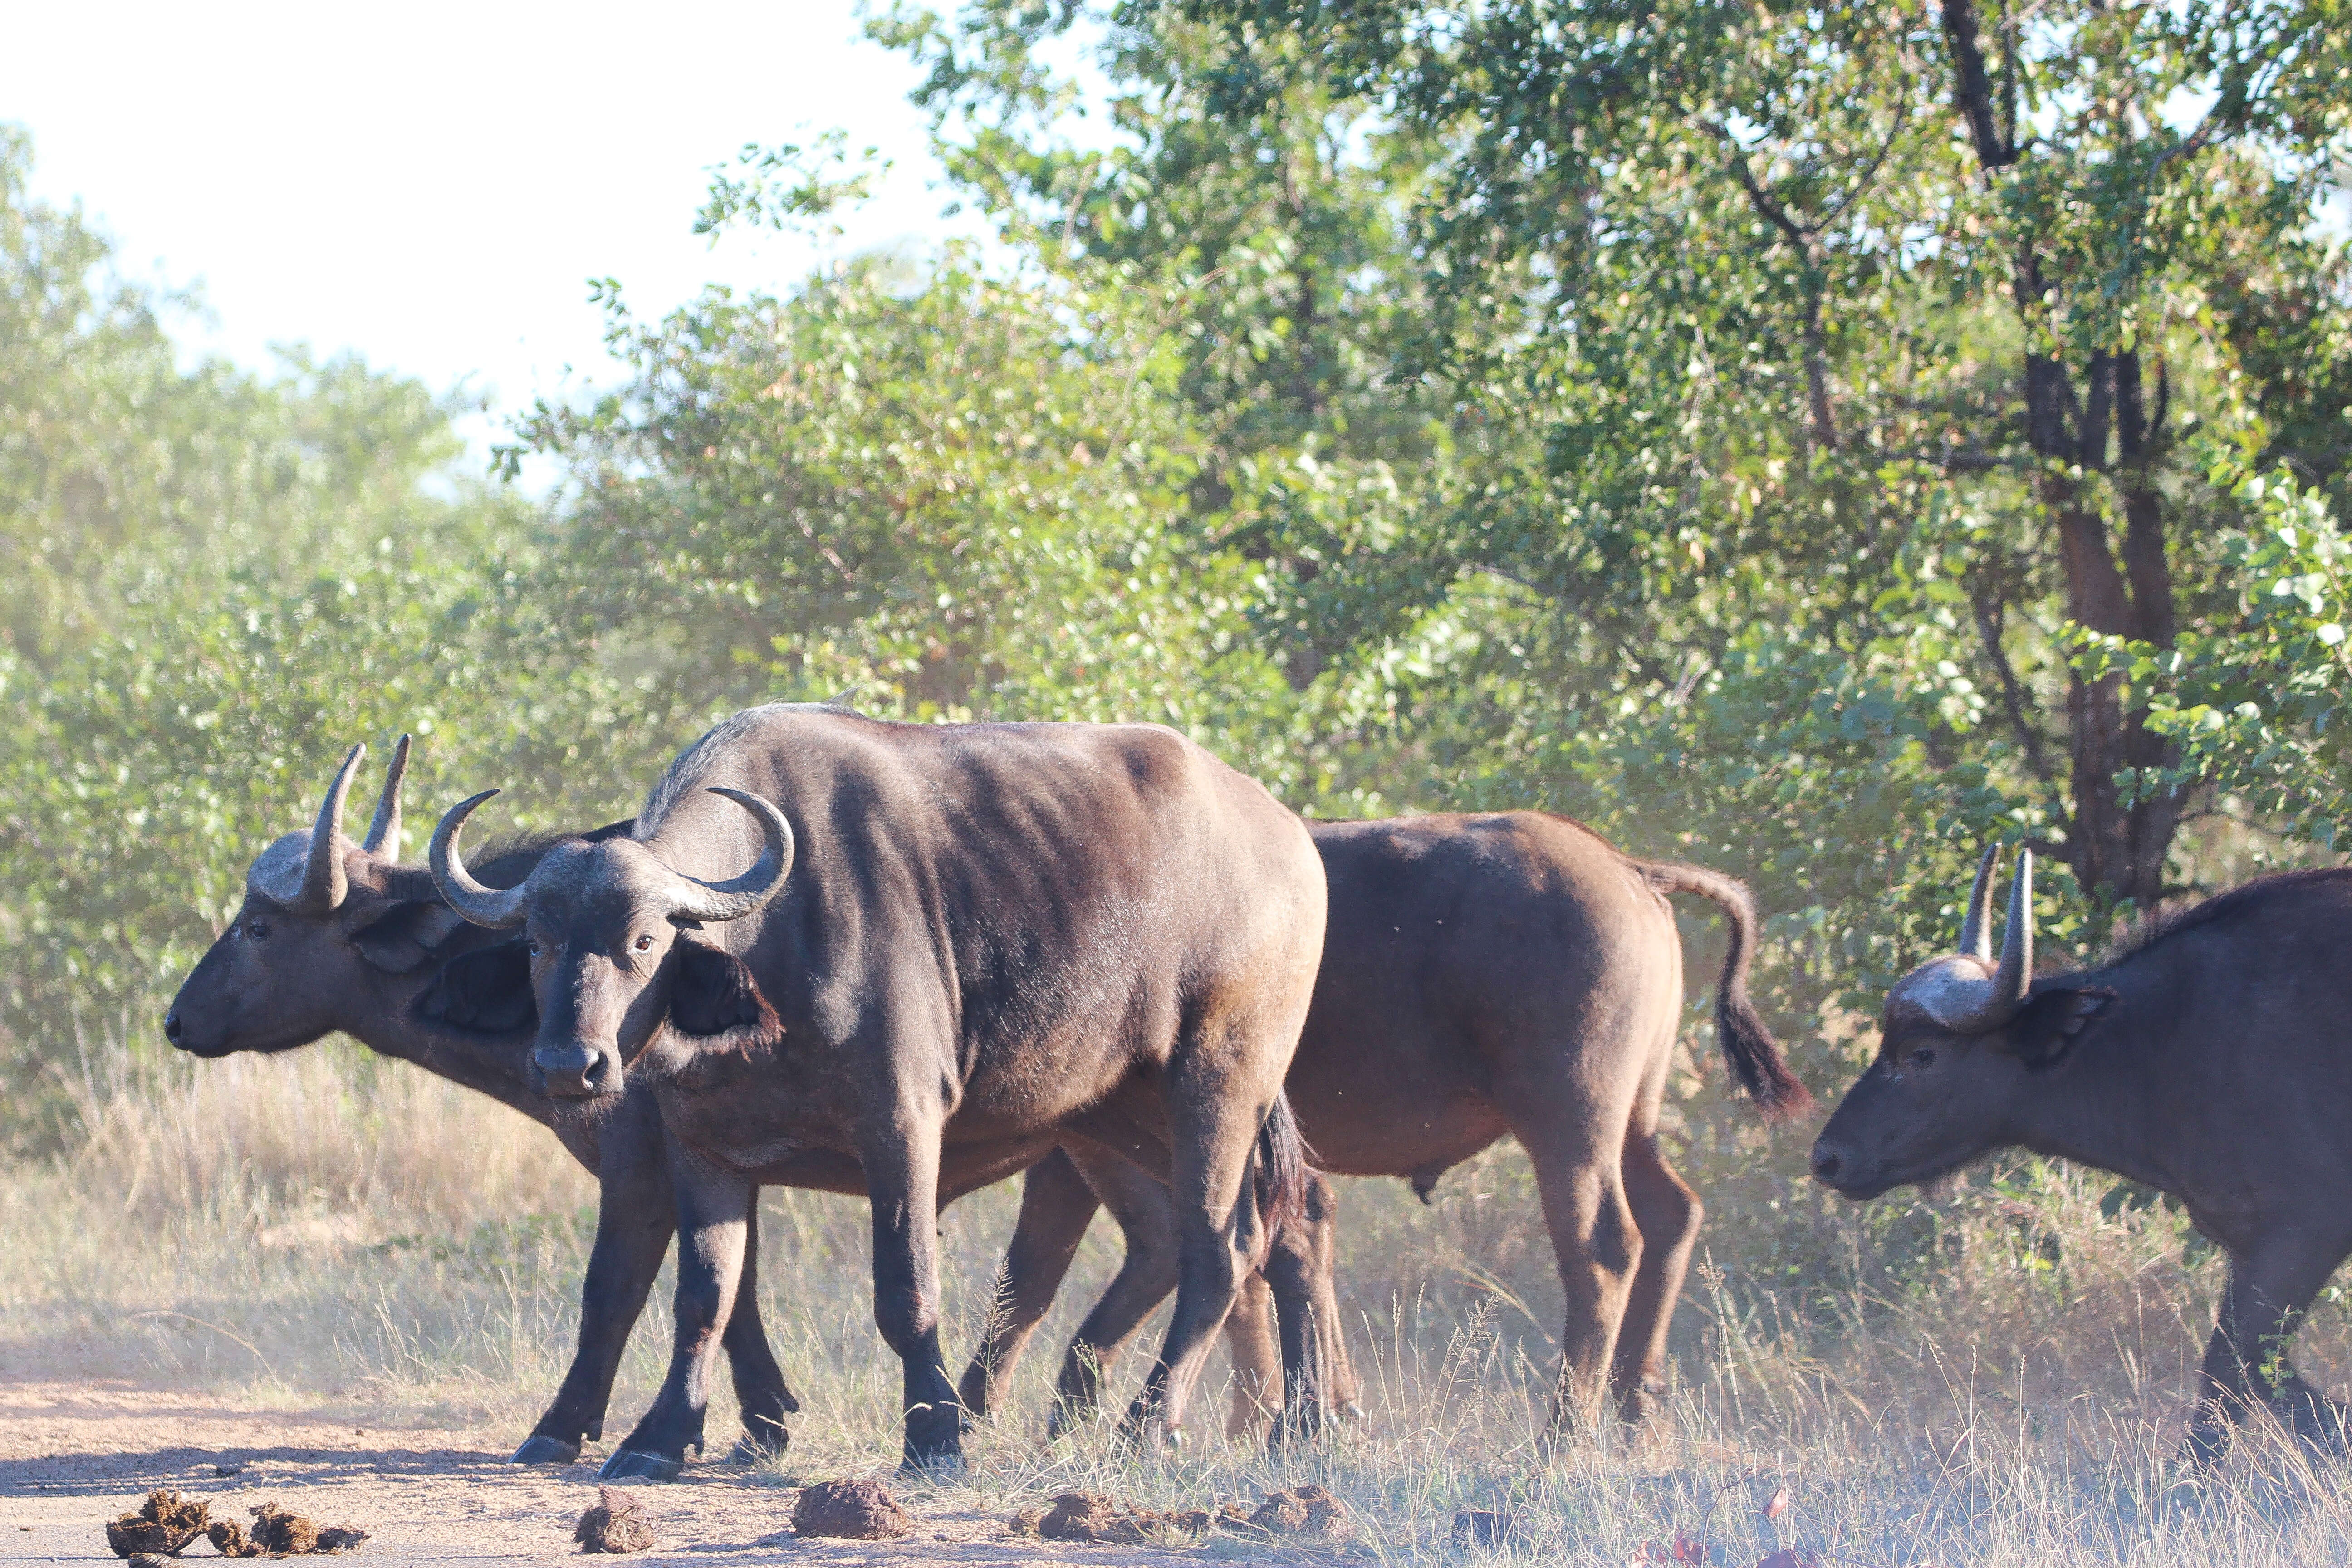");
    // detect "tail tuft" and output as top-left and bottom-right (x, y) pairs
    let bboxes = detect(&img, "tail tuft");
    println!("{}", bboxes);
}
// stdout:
(1255, 1093), (1311, 1239)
